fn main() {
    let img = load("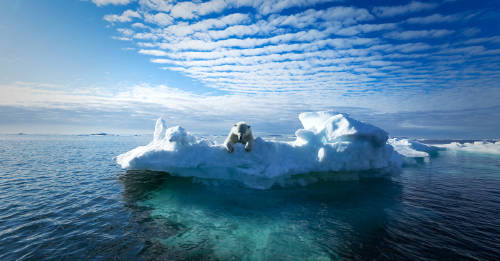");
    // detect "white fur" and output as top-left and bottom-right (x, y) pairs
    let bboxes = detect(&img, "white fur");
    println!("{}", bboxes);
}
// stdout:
(224, 122), (255, 153)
